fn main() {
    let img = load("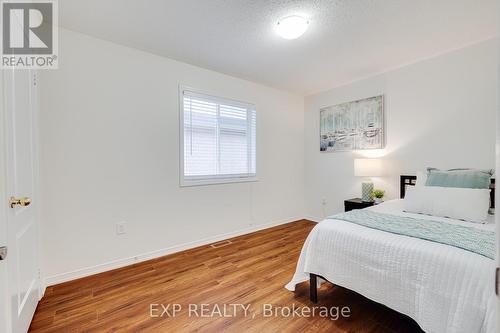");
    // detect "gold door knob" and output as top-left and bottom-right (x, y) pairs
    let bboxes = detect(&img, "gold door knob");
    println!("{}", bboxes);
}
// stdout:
(9, 197), (31, 209)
